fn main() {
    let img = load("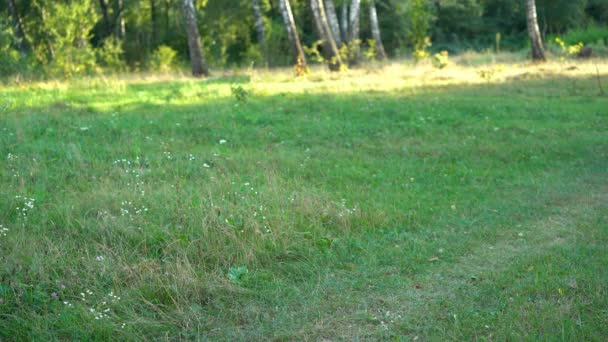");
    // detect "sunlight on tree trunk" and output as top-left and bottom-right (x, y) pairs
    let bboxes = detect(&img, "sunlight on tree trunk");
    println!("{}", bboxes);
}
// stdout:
(116, 0), (126, 39)
(324, 0), (342, 47)
(526, 0), (545, 61)
(279, 0), (307, 67)
(369, 0), (387, 60)
(311, 0), (343, 71)
(252, 0), (267, 65)
(182, 0), (209, 77)
(348, 0), (360, 43)
(251, 0), (266, 45)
